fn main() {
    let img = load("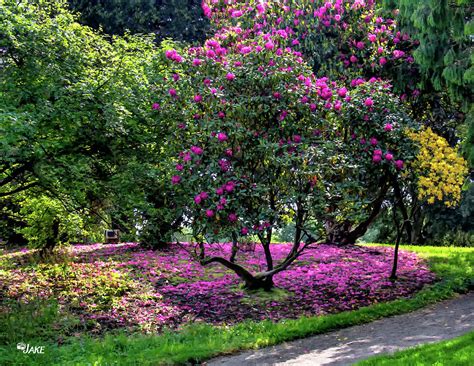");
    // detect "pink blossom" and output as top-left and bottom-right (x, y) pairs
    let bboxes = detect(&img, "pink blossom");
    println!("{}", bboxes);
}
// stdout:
(384, 123), (393, 132)
(176, 164), (184, 171)
(365, 98), (374, 107)
(393, 50), (405, 59)
(385, 153), (393, 161)
(205, 209), (214, 218)
(218, 159), (230, 172)
(169, 89), (177, 97)
(206, 49), (216, 58)
(228, 213), (238, 222)
(373, 154), (382, 163)
(337, 87), (347, 97)
(231, 10), (243, 18)
(225, 181), (235, 192)
(152, 103), (160, 110)
(395, 160), (404, 170)
(321, 88), (332, 100)
(190, 146), (203, 155)
(265, 41), (275, 50)
(165, 49), (182, 62)
(194, 94), (203, 103)
(171, 175), (181, 185)
(241, 227), (249, 235)
(192, 58), (202, 66)
(256, 3), (266, 14)
(217, 132), (228, 142)
(165, 49), (176, 59)
(226, 72), (236, 81)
